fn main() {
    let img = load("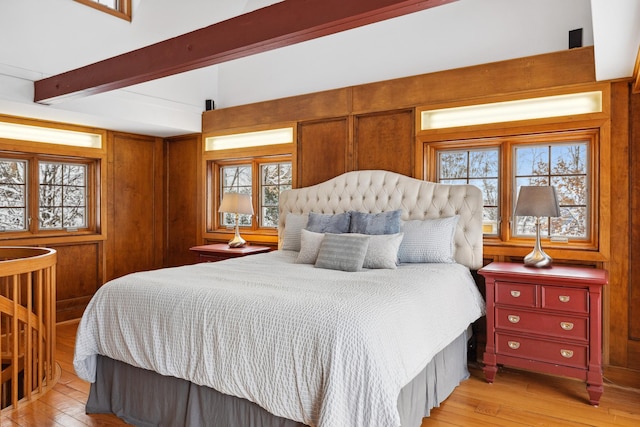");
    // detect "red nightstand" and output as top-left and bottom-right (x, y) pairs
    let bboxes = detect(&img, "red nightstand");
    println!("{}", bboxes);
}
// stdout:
(189, 243), (270, 263)
(479, 262), (608, 405)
